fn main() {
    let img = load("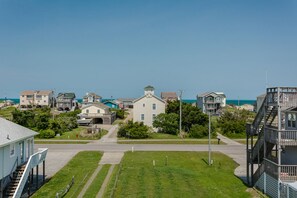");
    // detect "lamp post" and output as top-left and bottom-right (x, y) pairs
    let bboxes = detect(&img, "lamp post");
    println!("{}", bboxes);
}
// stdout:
(208, 111), (212, 165)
